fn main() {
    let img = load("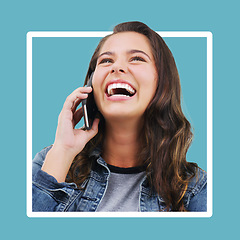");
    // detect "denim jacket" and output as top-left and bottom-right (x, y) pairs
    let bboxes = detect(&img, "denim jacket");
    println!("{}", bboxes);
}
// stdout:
(32, 146), (207, 212)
